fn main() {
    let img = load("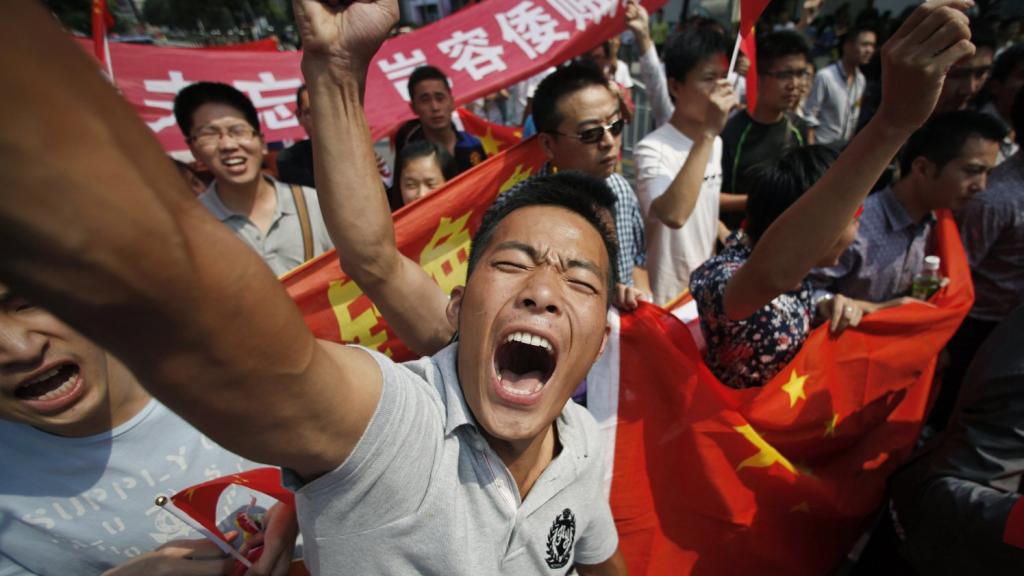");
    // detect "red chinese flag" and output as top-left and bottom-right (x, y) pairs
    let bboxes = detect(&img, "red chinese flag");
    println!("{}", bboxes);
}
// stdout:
(457, 108), (523, 156)
(740, 29), (759, 114)
(600, 210), (972, 574)
(169, 467), (295, 545)
(739, 0), (772, 37)
(282, 136), (548, 358)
